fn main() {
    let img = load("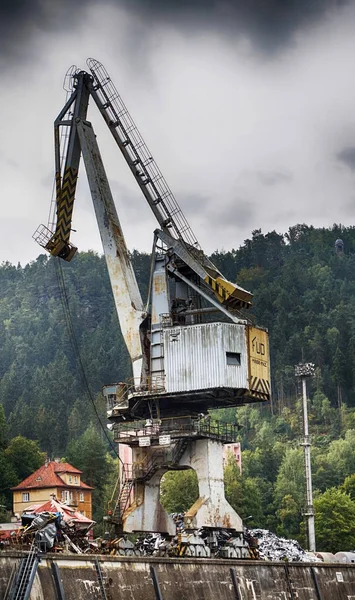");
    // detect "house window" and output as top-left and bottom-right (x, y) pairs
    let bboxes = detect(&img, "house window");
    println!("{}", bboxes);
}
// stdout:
(68, 476), (72, 483)
(69, 492), (73, 502)
(74, 476), (78, 484)
(22, 493), (30, 502)
(226, 352), (241, 366)
(80, 493), (84, 502)
(62, 491), (69, 503)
